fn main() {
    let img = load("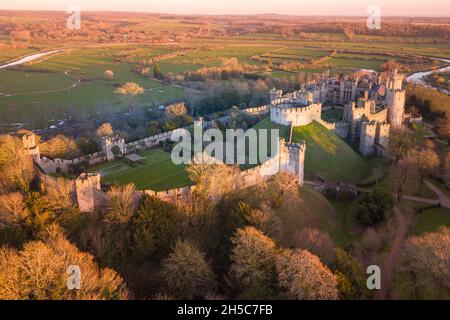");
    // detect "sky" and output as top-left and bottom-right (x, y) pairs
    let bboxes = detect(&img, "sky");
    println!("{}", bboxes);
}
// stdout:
(1, 0), (450, 17)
